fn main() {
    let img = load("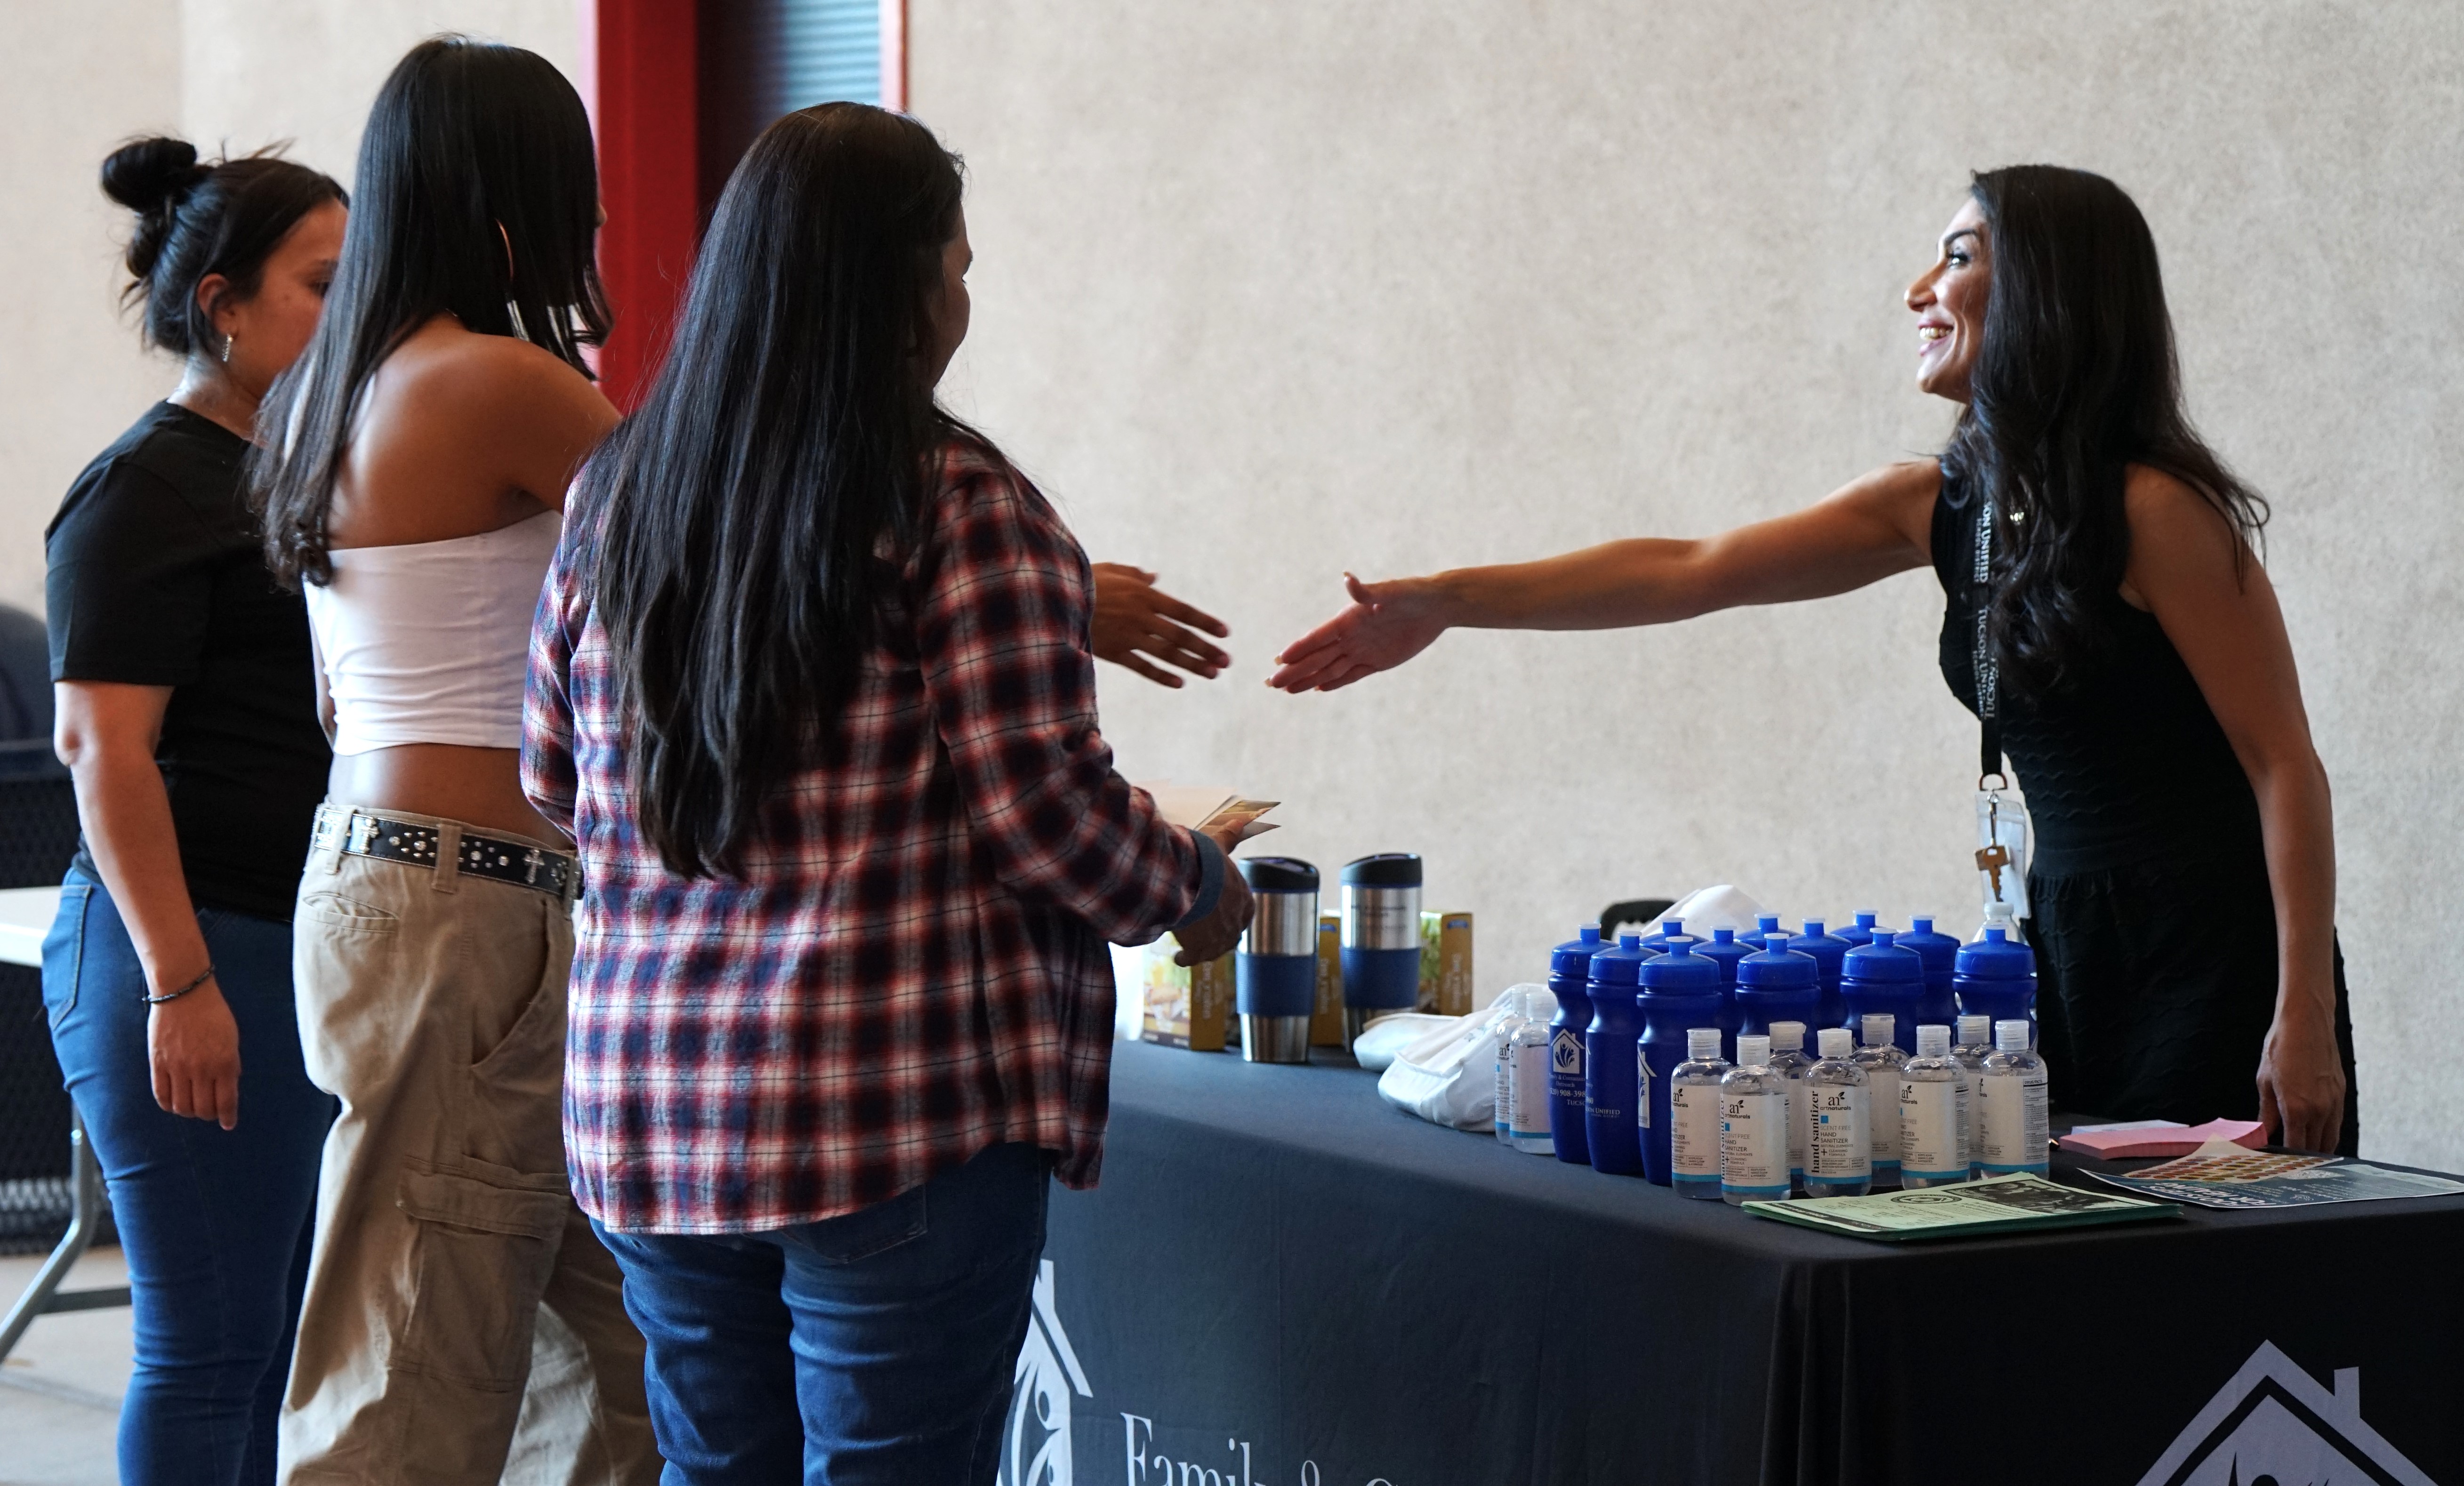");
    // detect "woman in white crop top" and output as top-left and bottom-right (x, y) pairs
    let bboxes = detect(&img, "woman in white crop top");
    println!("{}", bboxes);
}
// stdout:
(246, 39), (656, 1486)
